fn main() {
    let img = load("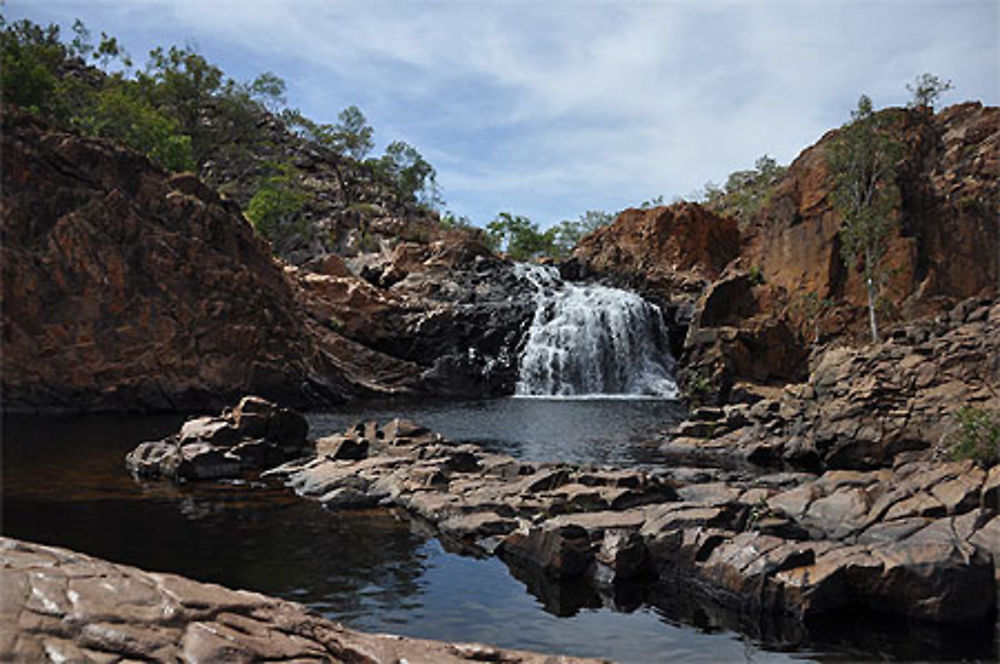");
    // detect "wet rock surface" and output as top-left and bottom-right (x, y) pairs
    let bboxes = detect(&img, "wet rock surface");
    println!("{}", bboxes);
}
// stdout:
(293, 239), (537, 397)
(0, 537), (602, 664)
(246, 417), (999, 627)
